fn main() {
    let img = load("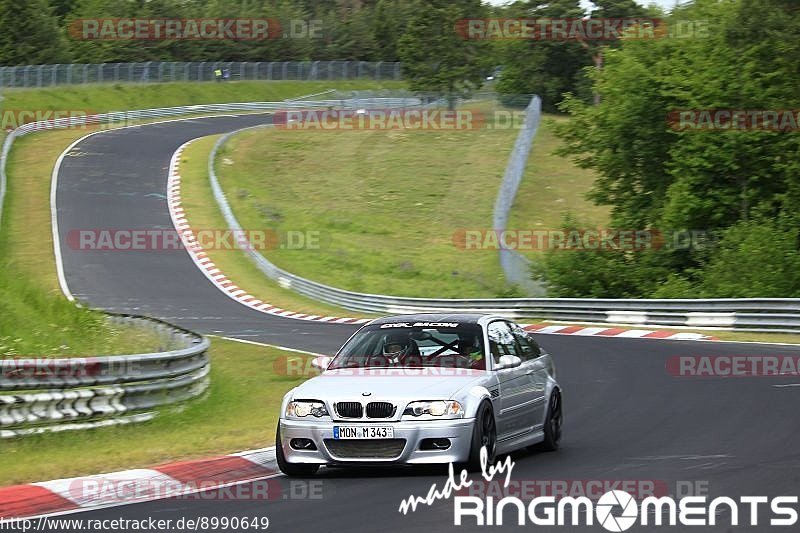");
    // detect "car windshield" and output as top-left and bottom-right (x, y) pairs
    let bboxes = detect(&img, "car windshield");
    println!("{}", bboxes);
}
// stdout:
(329, 322), (486, 370)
